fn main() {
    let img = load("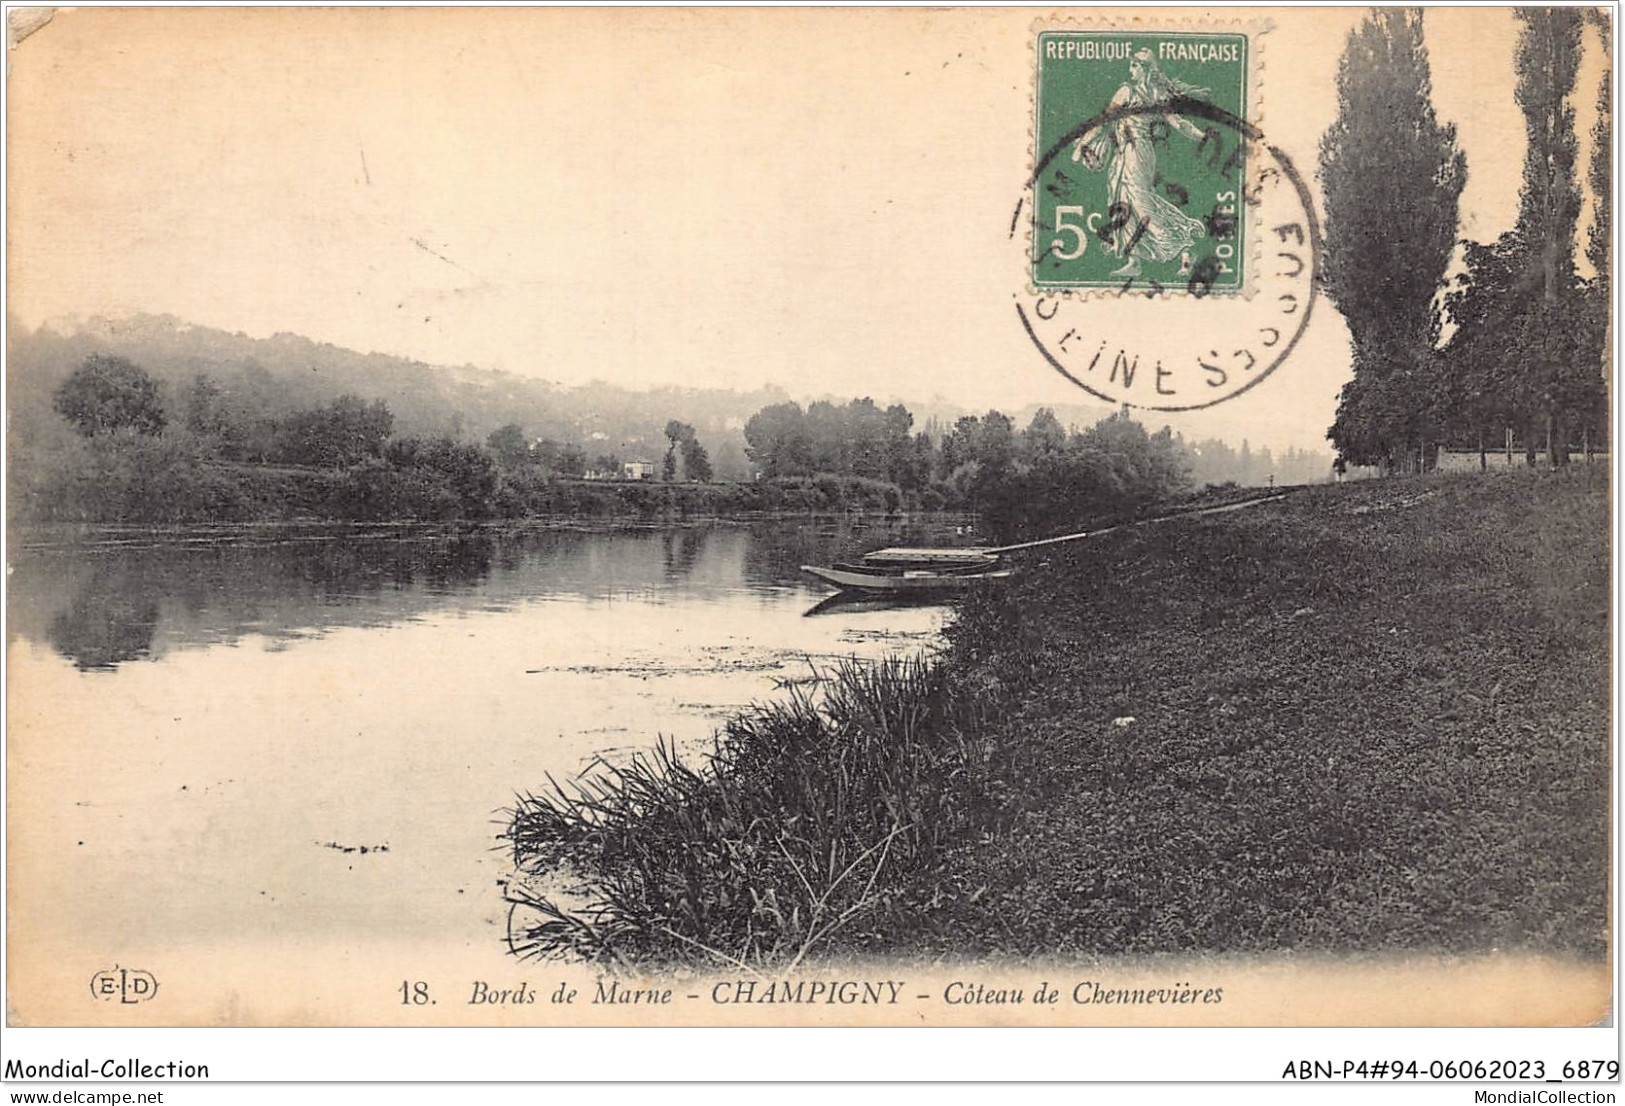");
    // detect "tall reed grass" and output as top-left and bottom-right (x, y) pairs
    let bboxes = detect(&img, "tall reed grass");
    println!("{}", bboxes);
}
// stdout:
(504, 651), (1020, 968)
